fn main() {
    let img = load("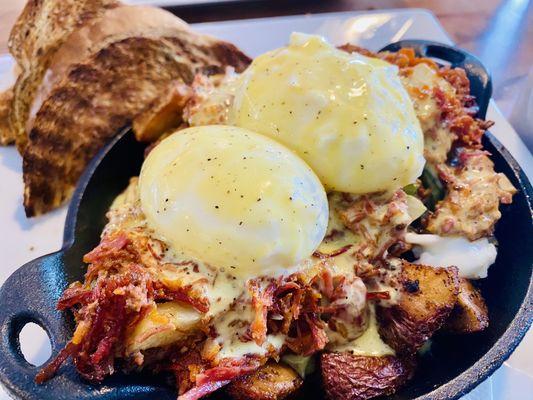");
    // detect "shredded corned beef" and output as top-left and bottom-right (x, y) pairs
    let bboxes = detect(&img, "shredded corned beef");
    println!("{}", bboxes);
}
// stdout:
(248, 280), (276, 345)
(153, 282), (210, 313)
(57, 282), (94, 310)
(41, 229), (375, 397)
(169, 349), (207, 395)
(196, 357), (261, 385)
(178, 380), (231, 400)
(318, 269), (334, 299)
(438, 66), (472, 105)
(270, 280), (304, 334)
(83, 233), (131, 264)
(177, 356), (262, 400)
(35, 343), (78, 384)
(433, 86), (488, 146)
(259, 273), (330, 356)
(37, 273), (134, 382)
(313, 244), (353, 259)
(36, 233), (209, 384)
(367, 291), (392, 301)
(286, 313), (328, 356)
